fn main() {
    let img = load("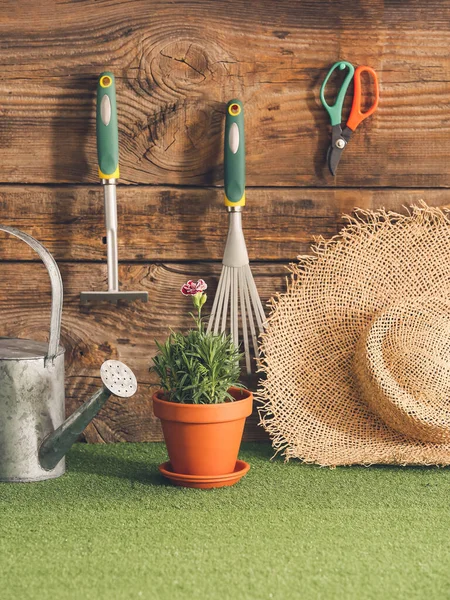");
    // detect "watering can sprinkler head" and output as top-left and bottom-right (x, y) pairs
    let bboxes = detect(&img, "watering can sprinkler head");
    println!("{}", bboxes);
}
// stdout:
(38, 360), (137, 472)
(100, 360), (138, 398)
